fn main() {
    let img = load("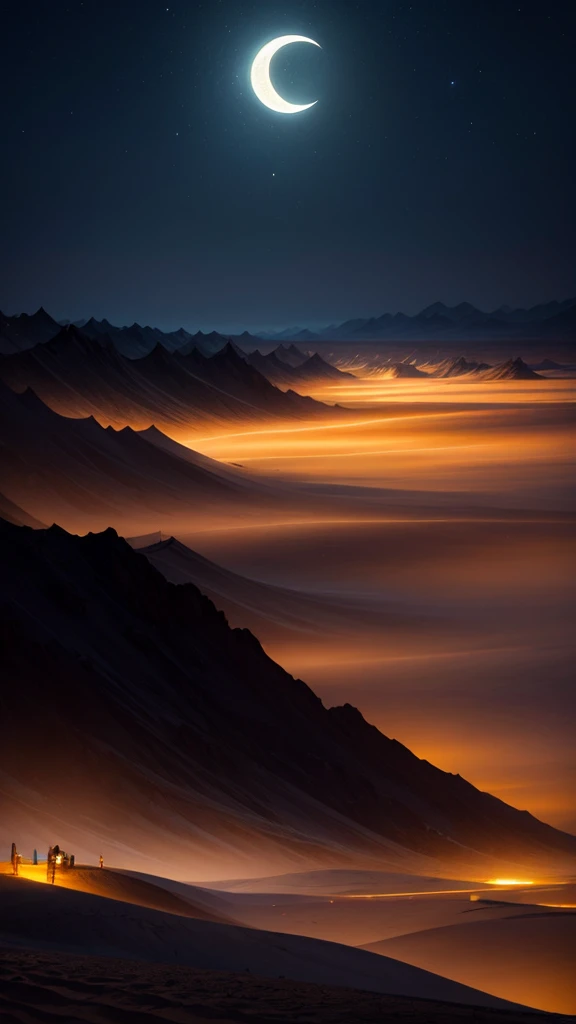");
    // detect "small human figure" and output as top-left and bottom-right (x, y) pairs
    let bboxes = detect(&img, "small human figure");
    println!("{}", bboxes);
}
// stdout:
(99, 854), (104, 869)
(47, 846), (56, 884)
